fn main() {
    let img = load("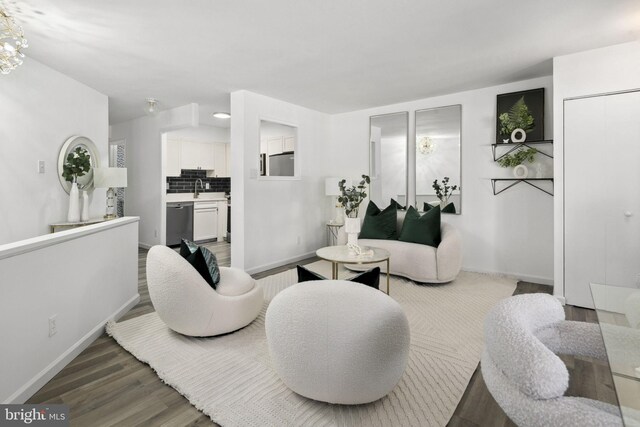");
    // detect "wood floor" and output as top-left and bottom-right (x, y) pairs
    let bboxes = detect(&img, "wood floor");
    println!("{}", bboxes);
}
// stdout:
(27, 244), (618, 426)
